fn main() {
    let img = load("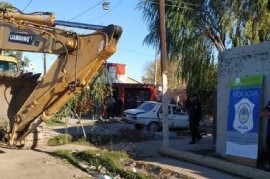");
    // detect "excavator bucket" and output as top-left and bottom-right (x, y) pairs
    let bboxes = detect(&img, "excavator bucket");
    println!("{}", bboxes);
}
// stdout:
(0, 71), (40, 141)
